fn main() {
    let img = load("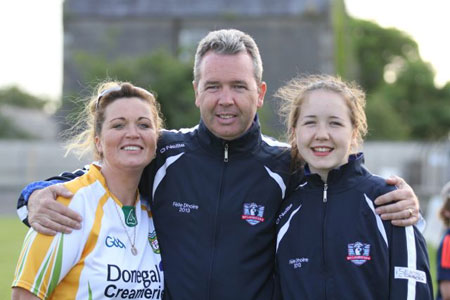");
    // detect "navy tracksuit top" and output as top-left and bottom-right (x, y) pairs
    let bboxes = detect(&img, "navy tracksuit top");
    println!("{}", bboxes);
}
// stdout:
(139, 118), (292, 299)
(275, 153), (433, 300)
